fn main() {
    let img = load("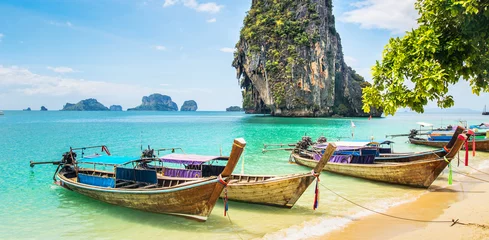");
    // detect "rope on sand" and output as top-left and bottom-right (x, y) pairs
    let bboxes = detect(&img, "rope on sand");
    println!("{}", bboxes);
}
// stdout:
(319, 182), (489, 229)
